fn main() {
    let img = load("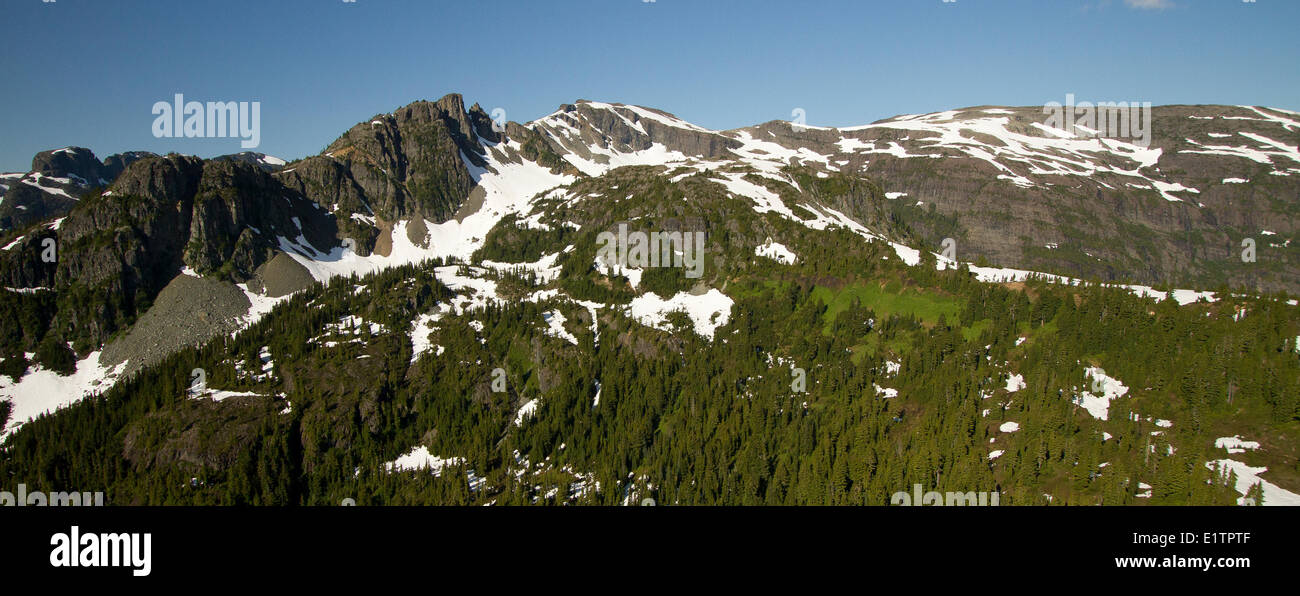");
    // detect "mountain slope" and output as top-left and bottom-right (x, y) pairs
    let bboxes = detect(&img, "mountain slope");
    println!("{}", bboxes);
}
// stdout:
(528, 101), (1300, 293)
(0, 94), (1297, 506)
